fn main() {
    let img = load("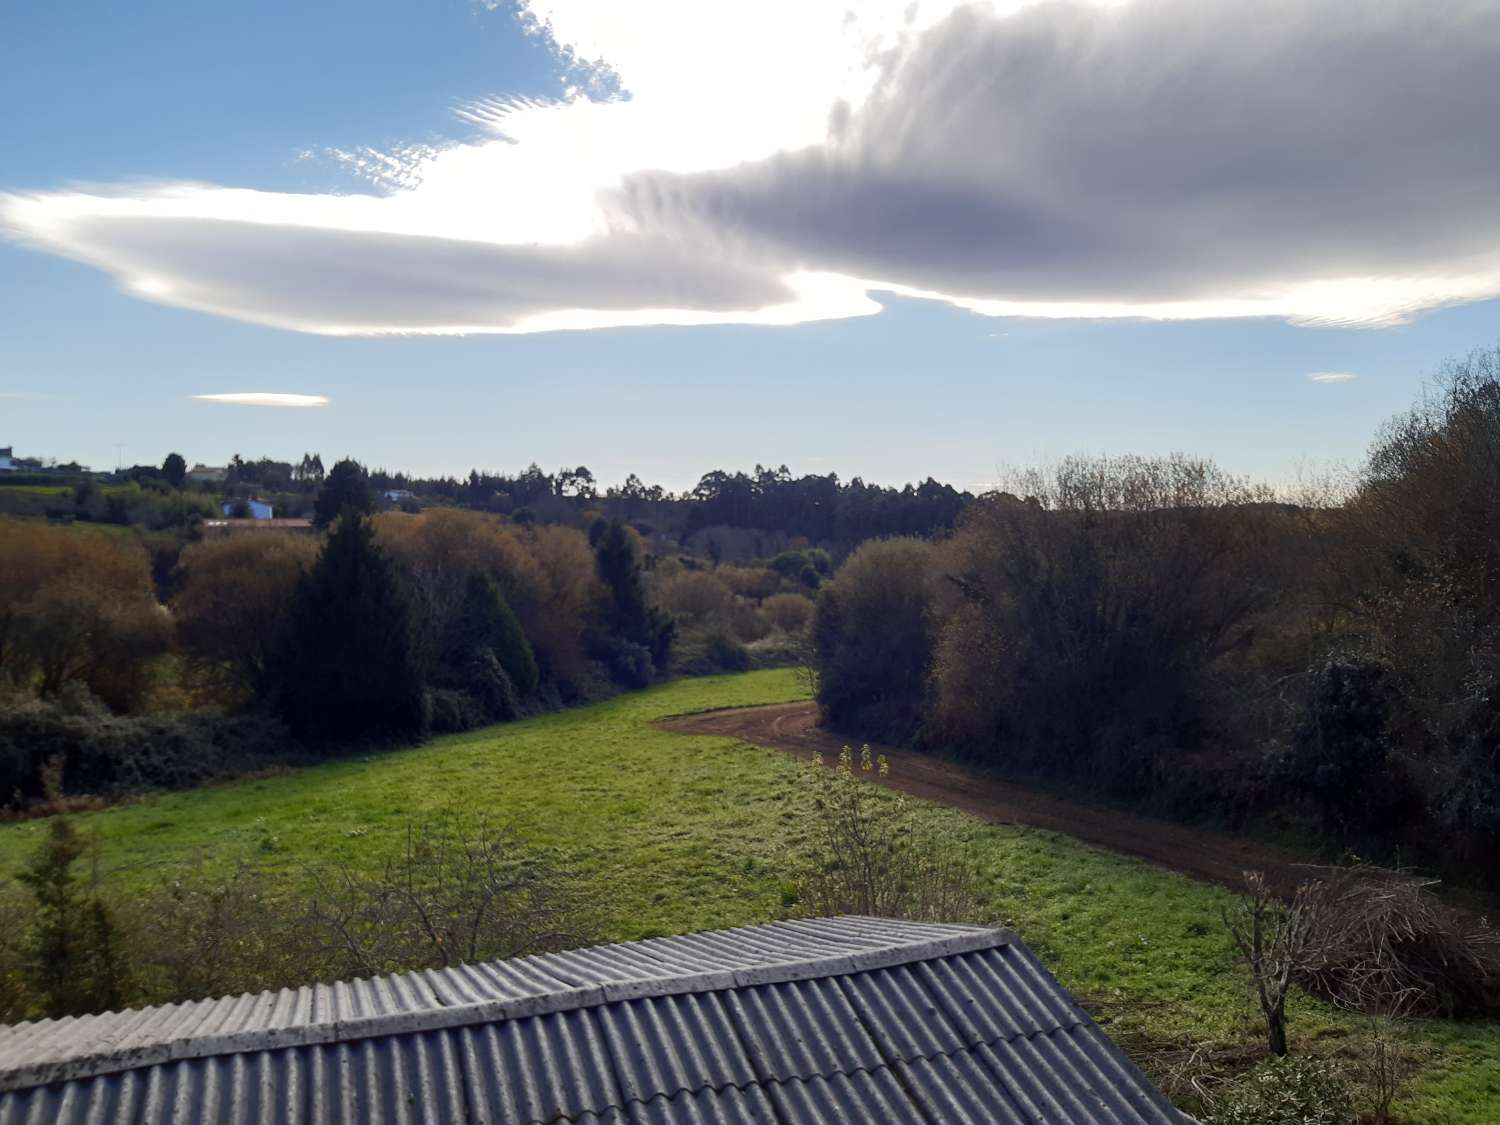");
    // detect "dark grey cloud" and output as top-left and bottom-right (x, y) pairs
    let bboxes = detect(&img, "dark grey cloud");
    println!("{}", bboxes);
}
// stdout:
(615, 0), (1500, 319)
